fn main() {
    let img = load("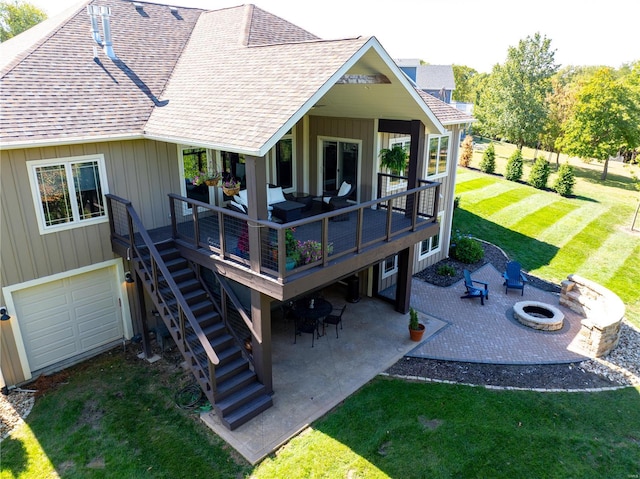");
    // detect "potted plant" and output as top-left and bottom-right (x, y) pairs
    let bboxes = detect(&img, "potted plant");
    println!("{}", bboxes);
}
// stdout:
(297, 239), (333, 265)
(409, 307), (425, 341)
(285, 228), (300, 270)
(379, 144), (408, 175)
(222, 177), (240, 196)
(204, 170), (221, 186)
